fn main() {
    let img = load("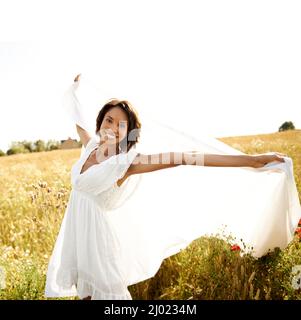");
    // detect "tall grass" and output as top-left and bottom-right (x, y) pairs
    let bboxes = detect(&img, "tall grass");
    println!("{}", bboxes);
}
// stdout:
(0, 130), (300, 299)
